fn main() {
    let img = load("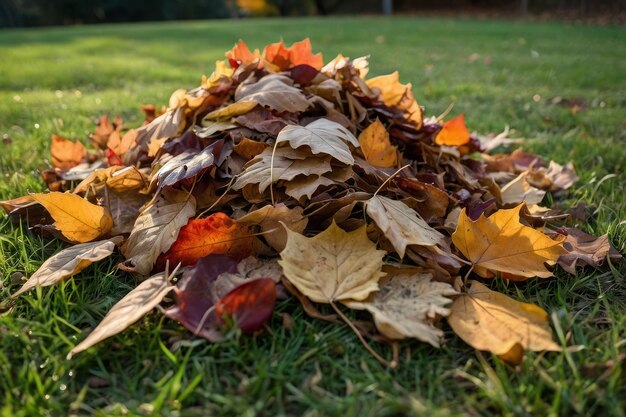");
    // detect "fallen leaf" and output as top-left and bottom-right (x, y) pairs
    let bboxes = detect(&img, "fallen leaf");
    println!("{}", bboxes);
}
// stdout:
(12, 237), (122, 298)
(204, 101), (258, 121)
(451, 204), (566, 279)
(156, 212), (258, 270)
(263, 38), (323, 71)
(366, 71), (423, 128)
(213, 257), (283, 297)
(226, 39), (260, 69)
(557, 227), (622, 275)
(344, 267), (457, 347)
(279, 221), (385, 303)
(233, 147), (333, 194)
(68, 271), (173, 358)
(448, 280), (561, 362)
(31, 192), (113, 243)
(121, 189), (196, 275)
(233, 137), (269, 160)
(500, 171), (546, 206)
(358, 119), (397, 168)
(238, 204), (307, 251)
(365, 196), (446, 258)
(74, 166), (148, 195)
(50, 135), (87, 170)
(435, 114), (471, 146)
(151, 142), (219, 192)
(276, 118), (360, 165)
(215, 278), (276, 333)
(235, 74), (310, 113)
